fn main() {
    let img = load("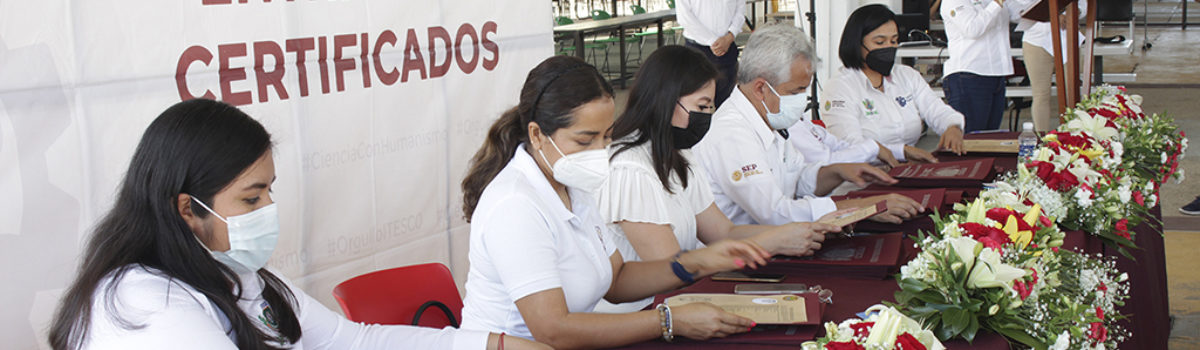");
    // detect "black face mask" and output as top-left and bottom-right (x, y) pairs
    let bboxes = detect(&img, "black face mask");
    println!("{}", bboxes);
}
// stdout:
(864, 46), (897, 76)
(670, 102), (713, 149)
